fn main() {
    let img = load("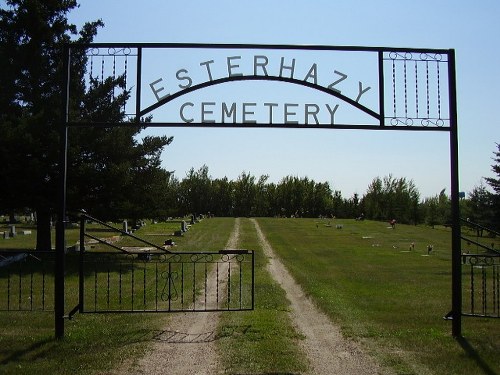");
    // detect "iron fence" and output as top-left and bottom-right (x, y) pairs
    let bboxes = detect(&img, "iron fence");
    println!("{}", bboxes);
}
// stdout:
(462, 254), (500, 318)
(77, 250), (254, 313)
(0, 251), (55, 311)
